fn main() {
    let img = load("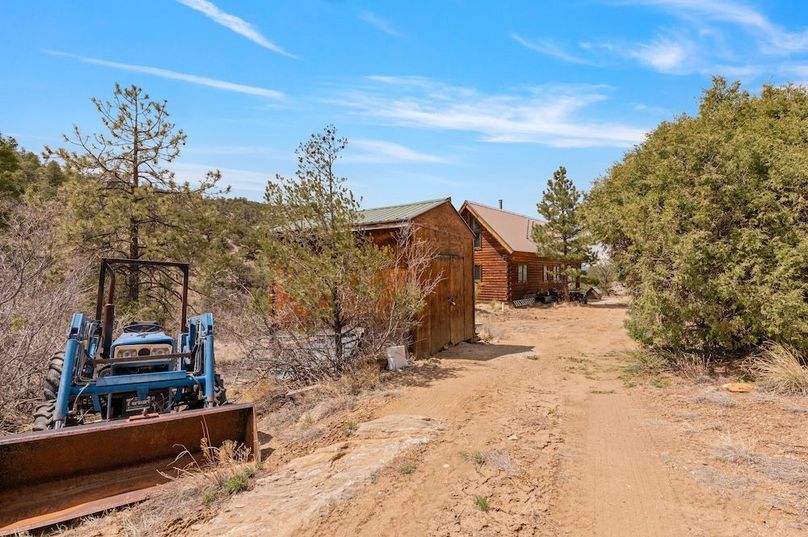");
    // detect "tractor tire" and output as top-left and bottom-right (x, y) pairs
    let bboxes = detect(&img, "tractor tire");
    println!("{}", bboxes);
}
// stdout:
(214, 373), (227, 406)
(32, 352), (64, 431)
